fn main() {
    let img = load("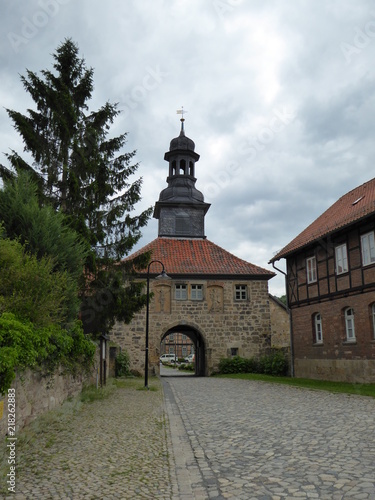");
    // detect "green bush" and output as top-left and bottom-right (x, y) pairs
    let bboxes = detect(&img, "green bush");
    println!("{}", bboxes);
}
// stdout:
(218, 351), (288, 377)
(178, 363), (195, 372)
(259, 350), (288, 376)
(0, 312), (95, 394)
(115, 350), (131, 377)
